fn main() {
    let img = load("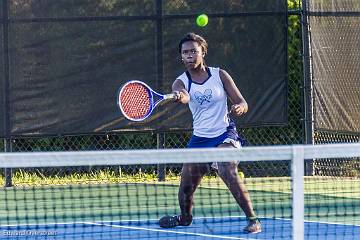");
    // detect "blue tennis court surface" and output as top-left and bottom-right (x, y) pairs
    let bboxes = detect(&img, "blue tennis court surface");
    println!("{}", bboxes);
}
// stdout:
(1, 216), (359, 240)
